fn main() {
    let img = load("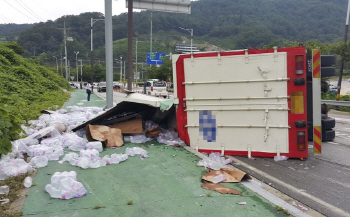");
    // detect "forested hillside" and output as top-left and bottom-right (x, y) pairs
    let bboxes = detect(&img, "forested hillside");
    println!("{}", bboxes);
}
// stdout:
(0, 24), (34, 42)
(13, 0), (348, 62)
